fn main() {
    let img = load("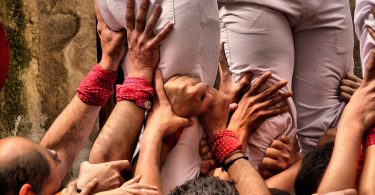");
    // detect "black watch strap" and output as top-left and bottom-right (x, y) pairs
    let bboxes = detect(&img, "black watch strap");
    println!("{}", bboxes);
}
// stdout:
(223, 155), (249, 172)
